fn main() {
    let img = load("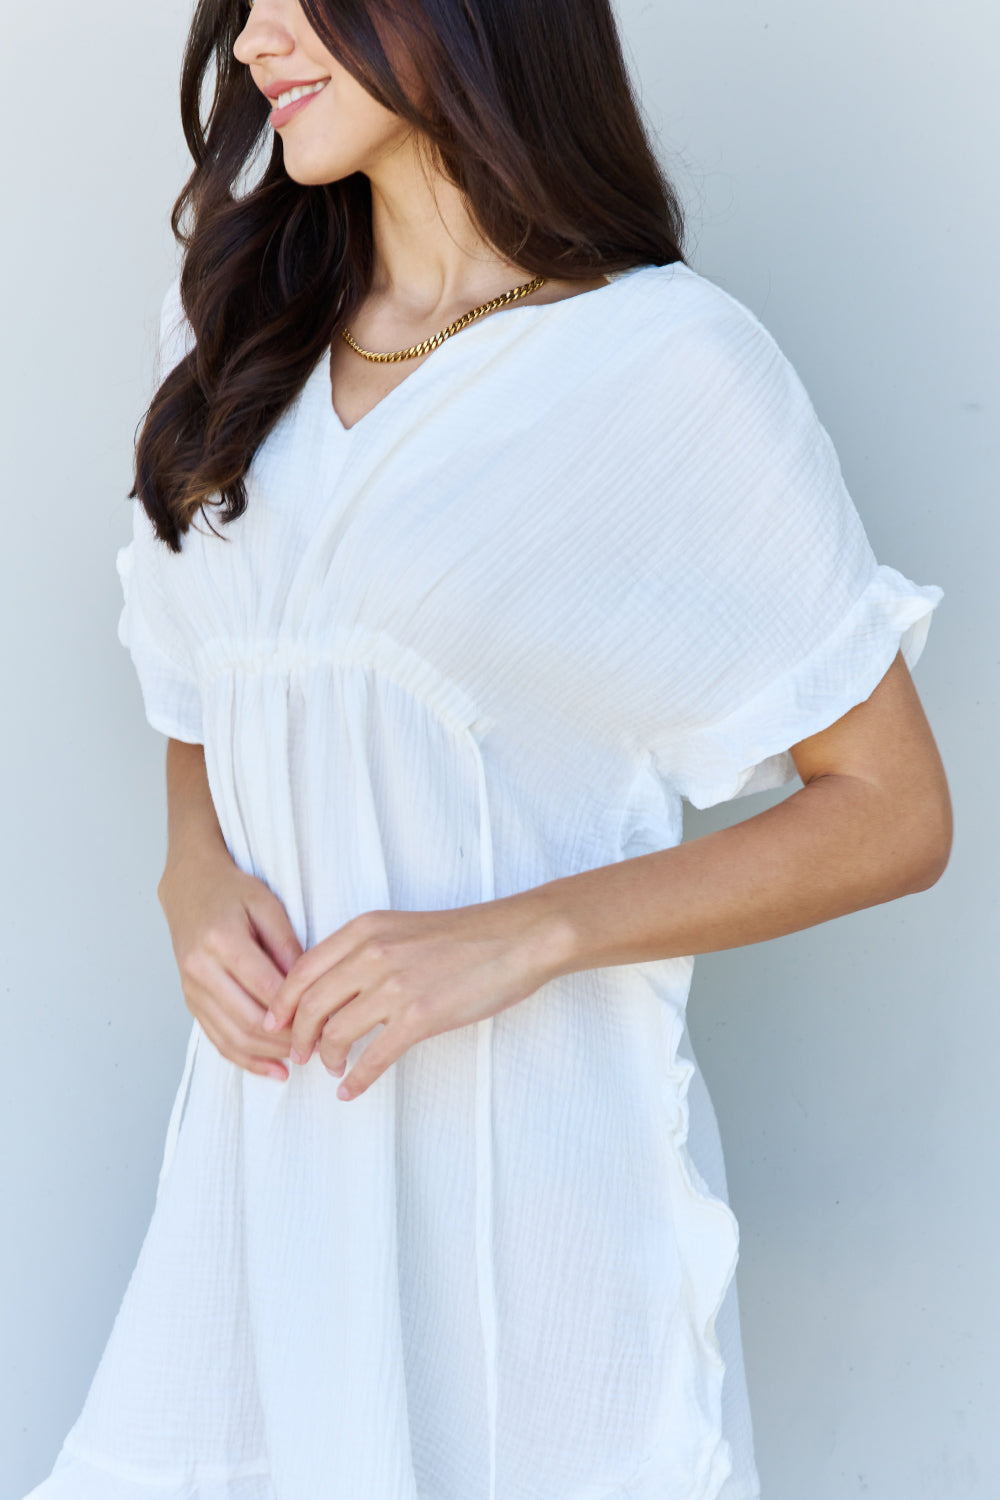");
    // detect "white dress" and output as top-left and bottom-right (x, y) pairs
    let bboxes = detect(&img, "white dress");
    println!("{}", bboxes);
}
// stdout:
(27, 263), (940, 1500)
